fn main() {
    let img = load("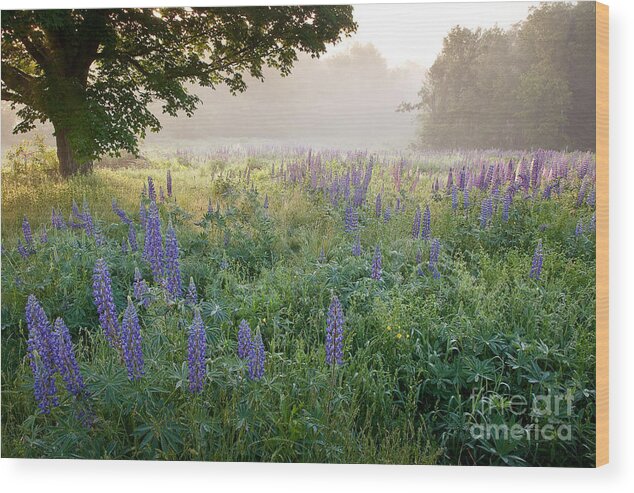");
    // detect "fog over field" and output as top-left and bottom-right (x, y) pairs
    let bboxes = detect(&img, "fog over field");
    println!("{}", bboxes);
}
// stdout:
(1, 2), (539, 151)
